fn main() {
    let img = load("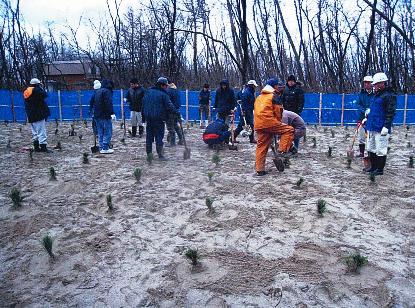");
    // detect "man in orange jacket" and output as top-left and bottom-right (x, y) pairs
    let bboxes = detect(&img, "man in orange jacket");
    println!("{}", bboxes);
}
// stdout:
(255, 78), (294, 176)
